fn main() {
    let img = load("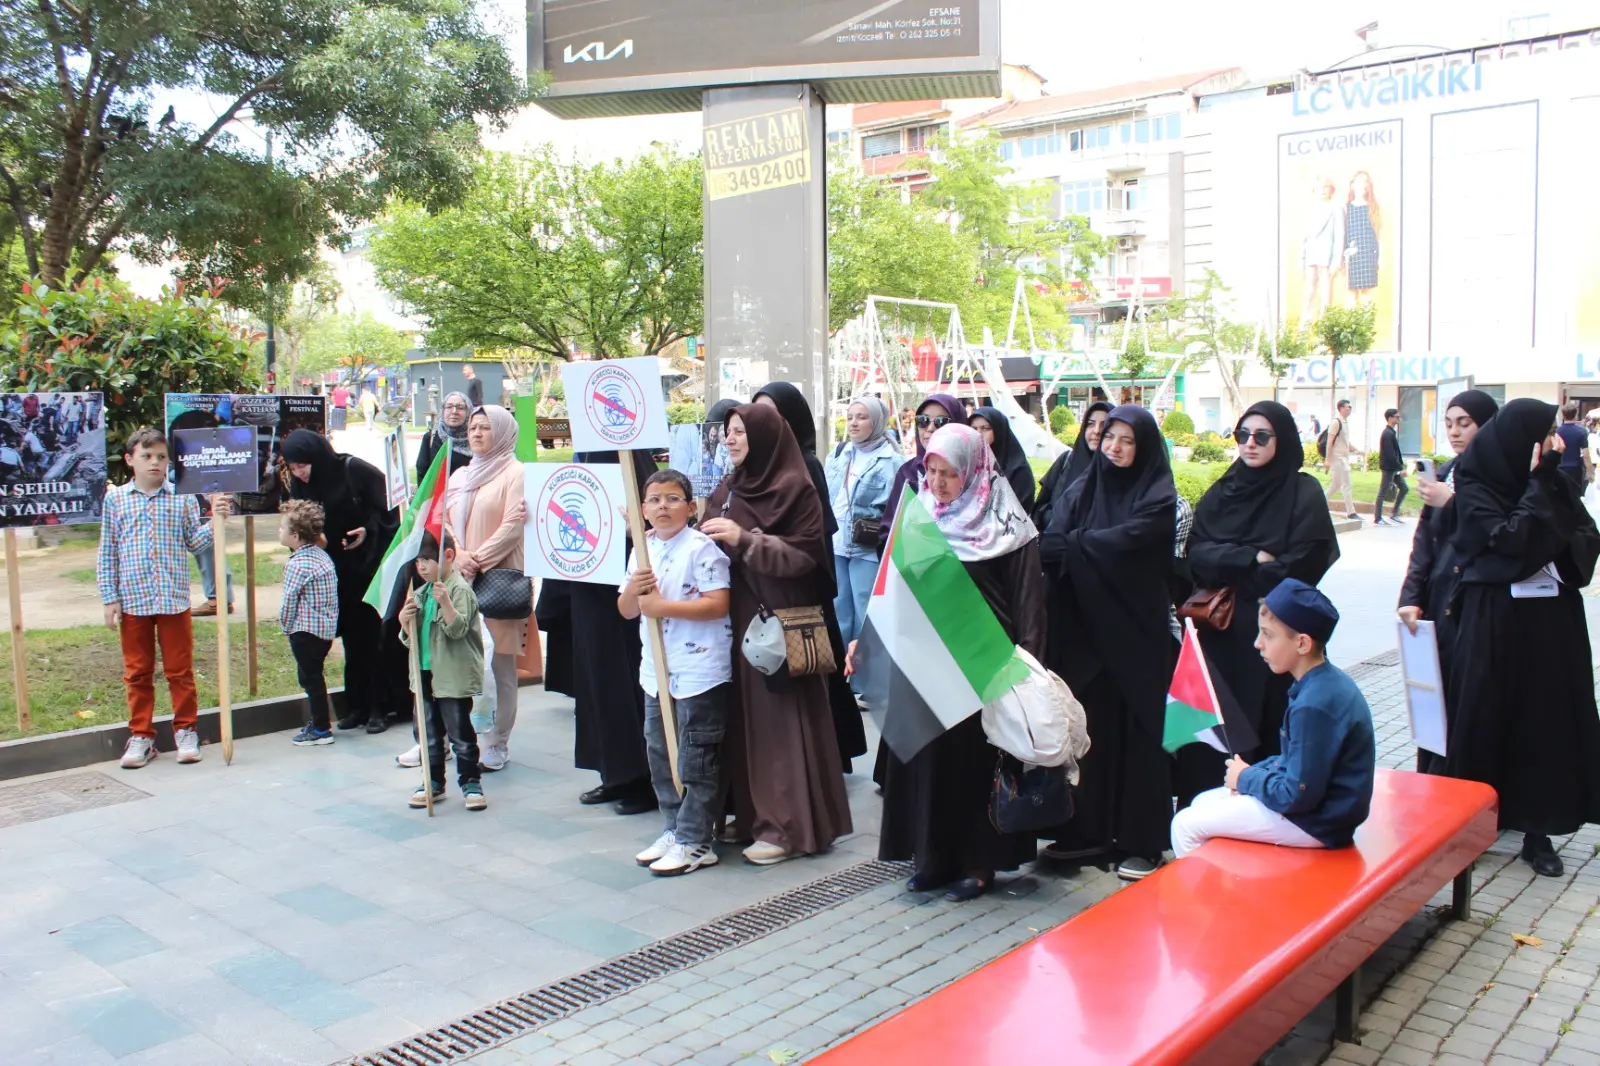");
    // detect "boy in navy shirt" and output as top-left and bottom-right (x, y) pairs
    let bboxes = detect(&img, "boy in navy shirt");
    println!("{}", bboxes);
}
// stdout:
(1171, 579), (1376, 858)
